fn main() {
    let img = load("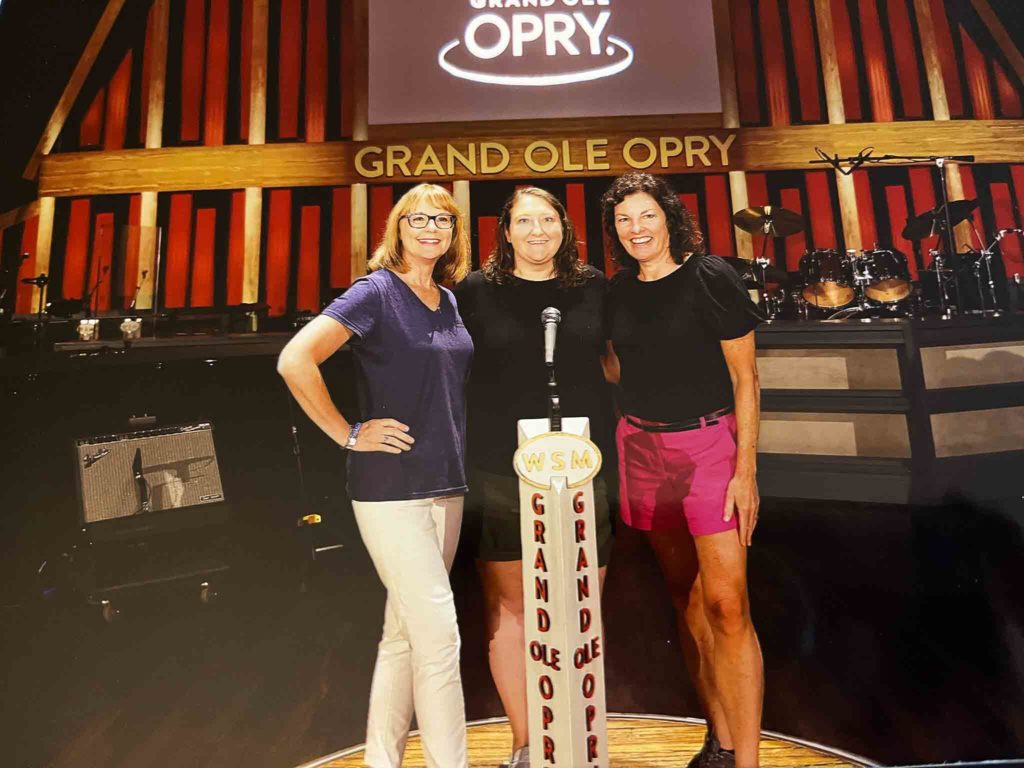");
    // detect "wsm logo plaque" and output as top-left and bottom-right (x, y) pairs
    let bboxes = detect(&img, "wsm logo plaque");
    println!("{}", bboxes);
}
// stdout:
(438, 1), (634, 87)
